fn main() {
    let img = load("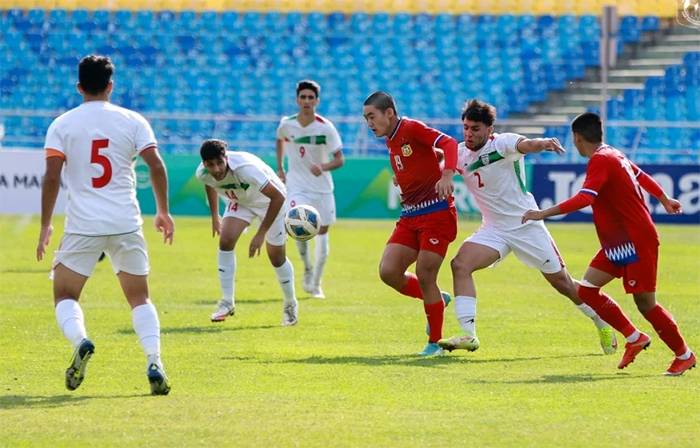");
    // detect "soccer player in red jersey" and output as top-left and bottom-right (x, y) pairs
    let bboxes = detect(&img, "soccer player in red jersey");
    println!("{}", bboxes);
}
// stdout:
(363, 91), (458, 356)
(522, 112), (695, 376)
